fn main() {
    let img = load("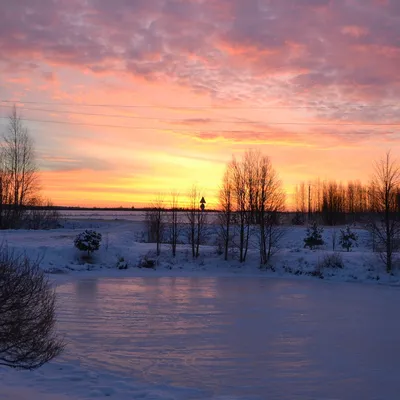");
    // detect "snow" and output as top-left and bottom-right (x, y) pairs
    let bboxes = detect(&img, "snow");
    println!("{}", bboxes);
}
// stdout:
(0, 212), (396, 285)
(1, 211), (400, 399)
